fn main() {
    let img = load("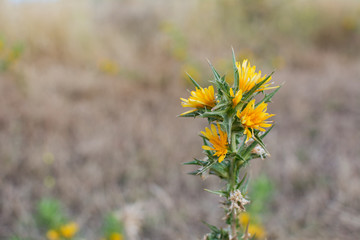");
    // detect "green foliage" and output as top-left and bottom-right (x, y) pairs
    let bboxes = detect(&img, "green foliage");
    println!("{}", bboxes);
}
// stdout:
(248, 175), (274, 216)
(36, 198), (67, 230)
(101, 213), (124, 239)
